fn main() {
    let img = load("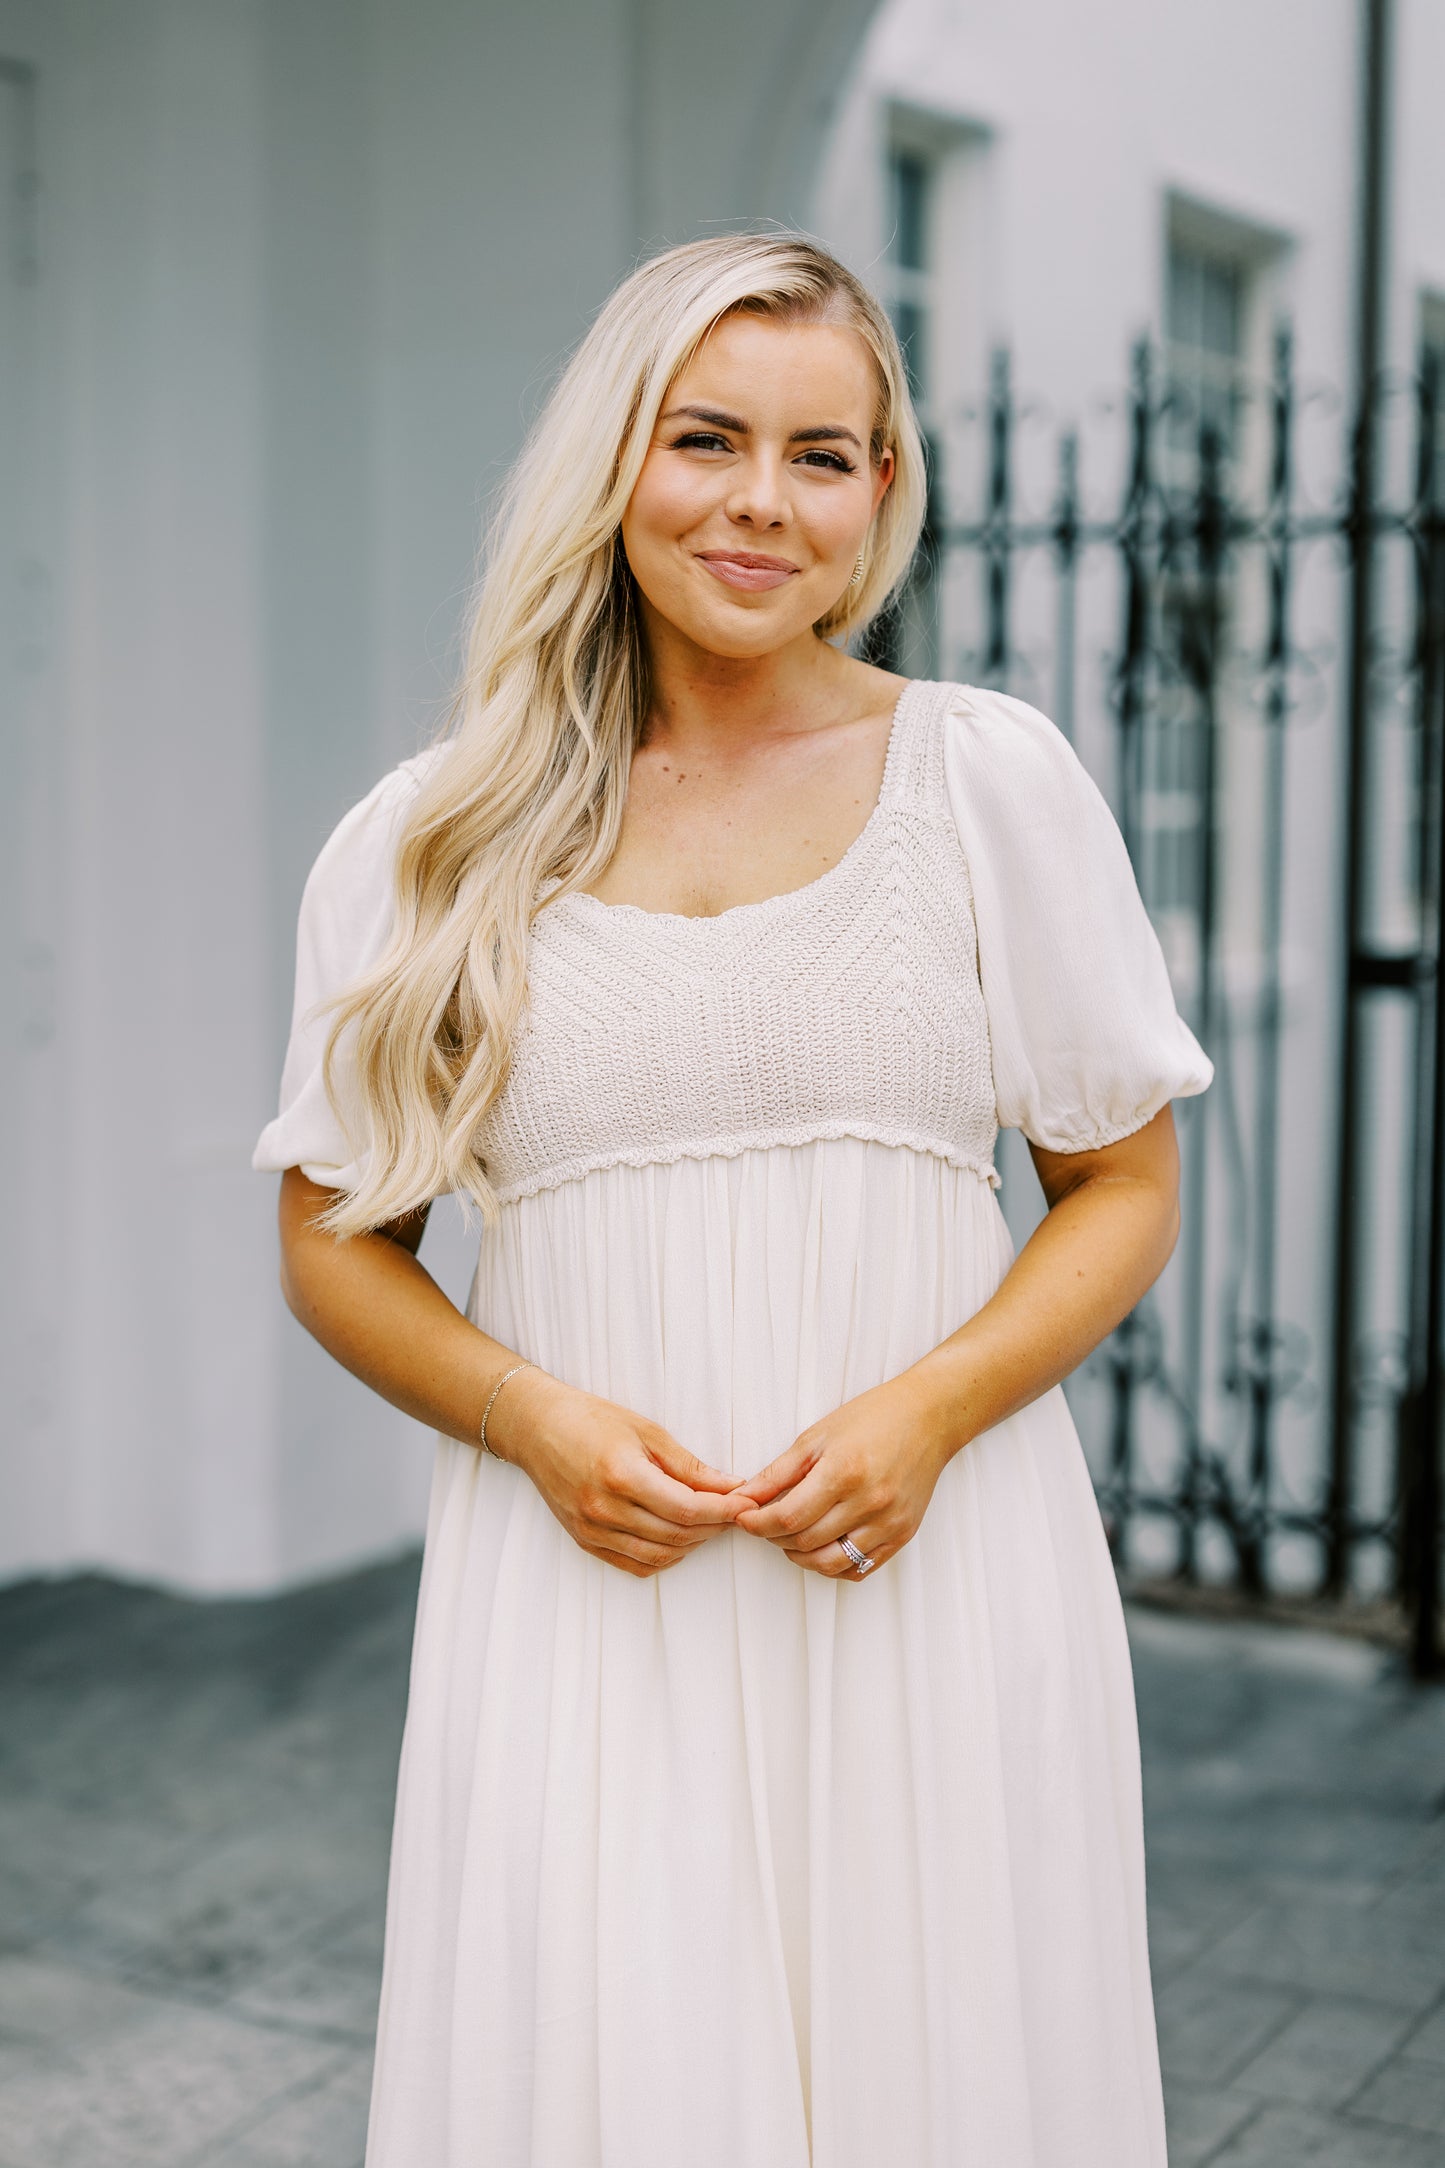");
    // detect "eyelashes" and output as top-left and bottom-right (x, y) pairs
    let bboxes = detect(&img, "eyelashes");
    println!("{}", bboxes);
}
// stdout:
(796, 449), (858, 473)
(669, 431), (857, 475)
